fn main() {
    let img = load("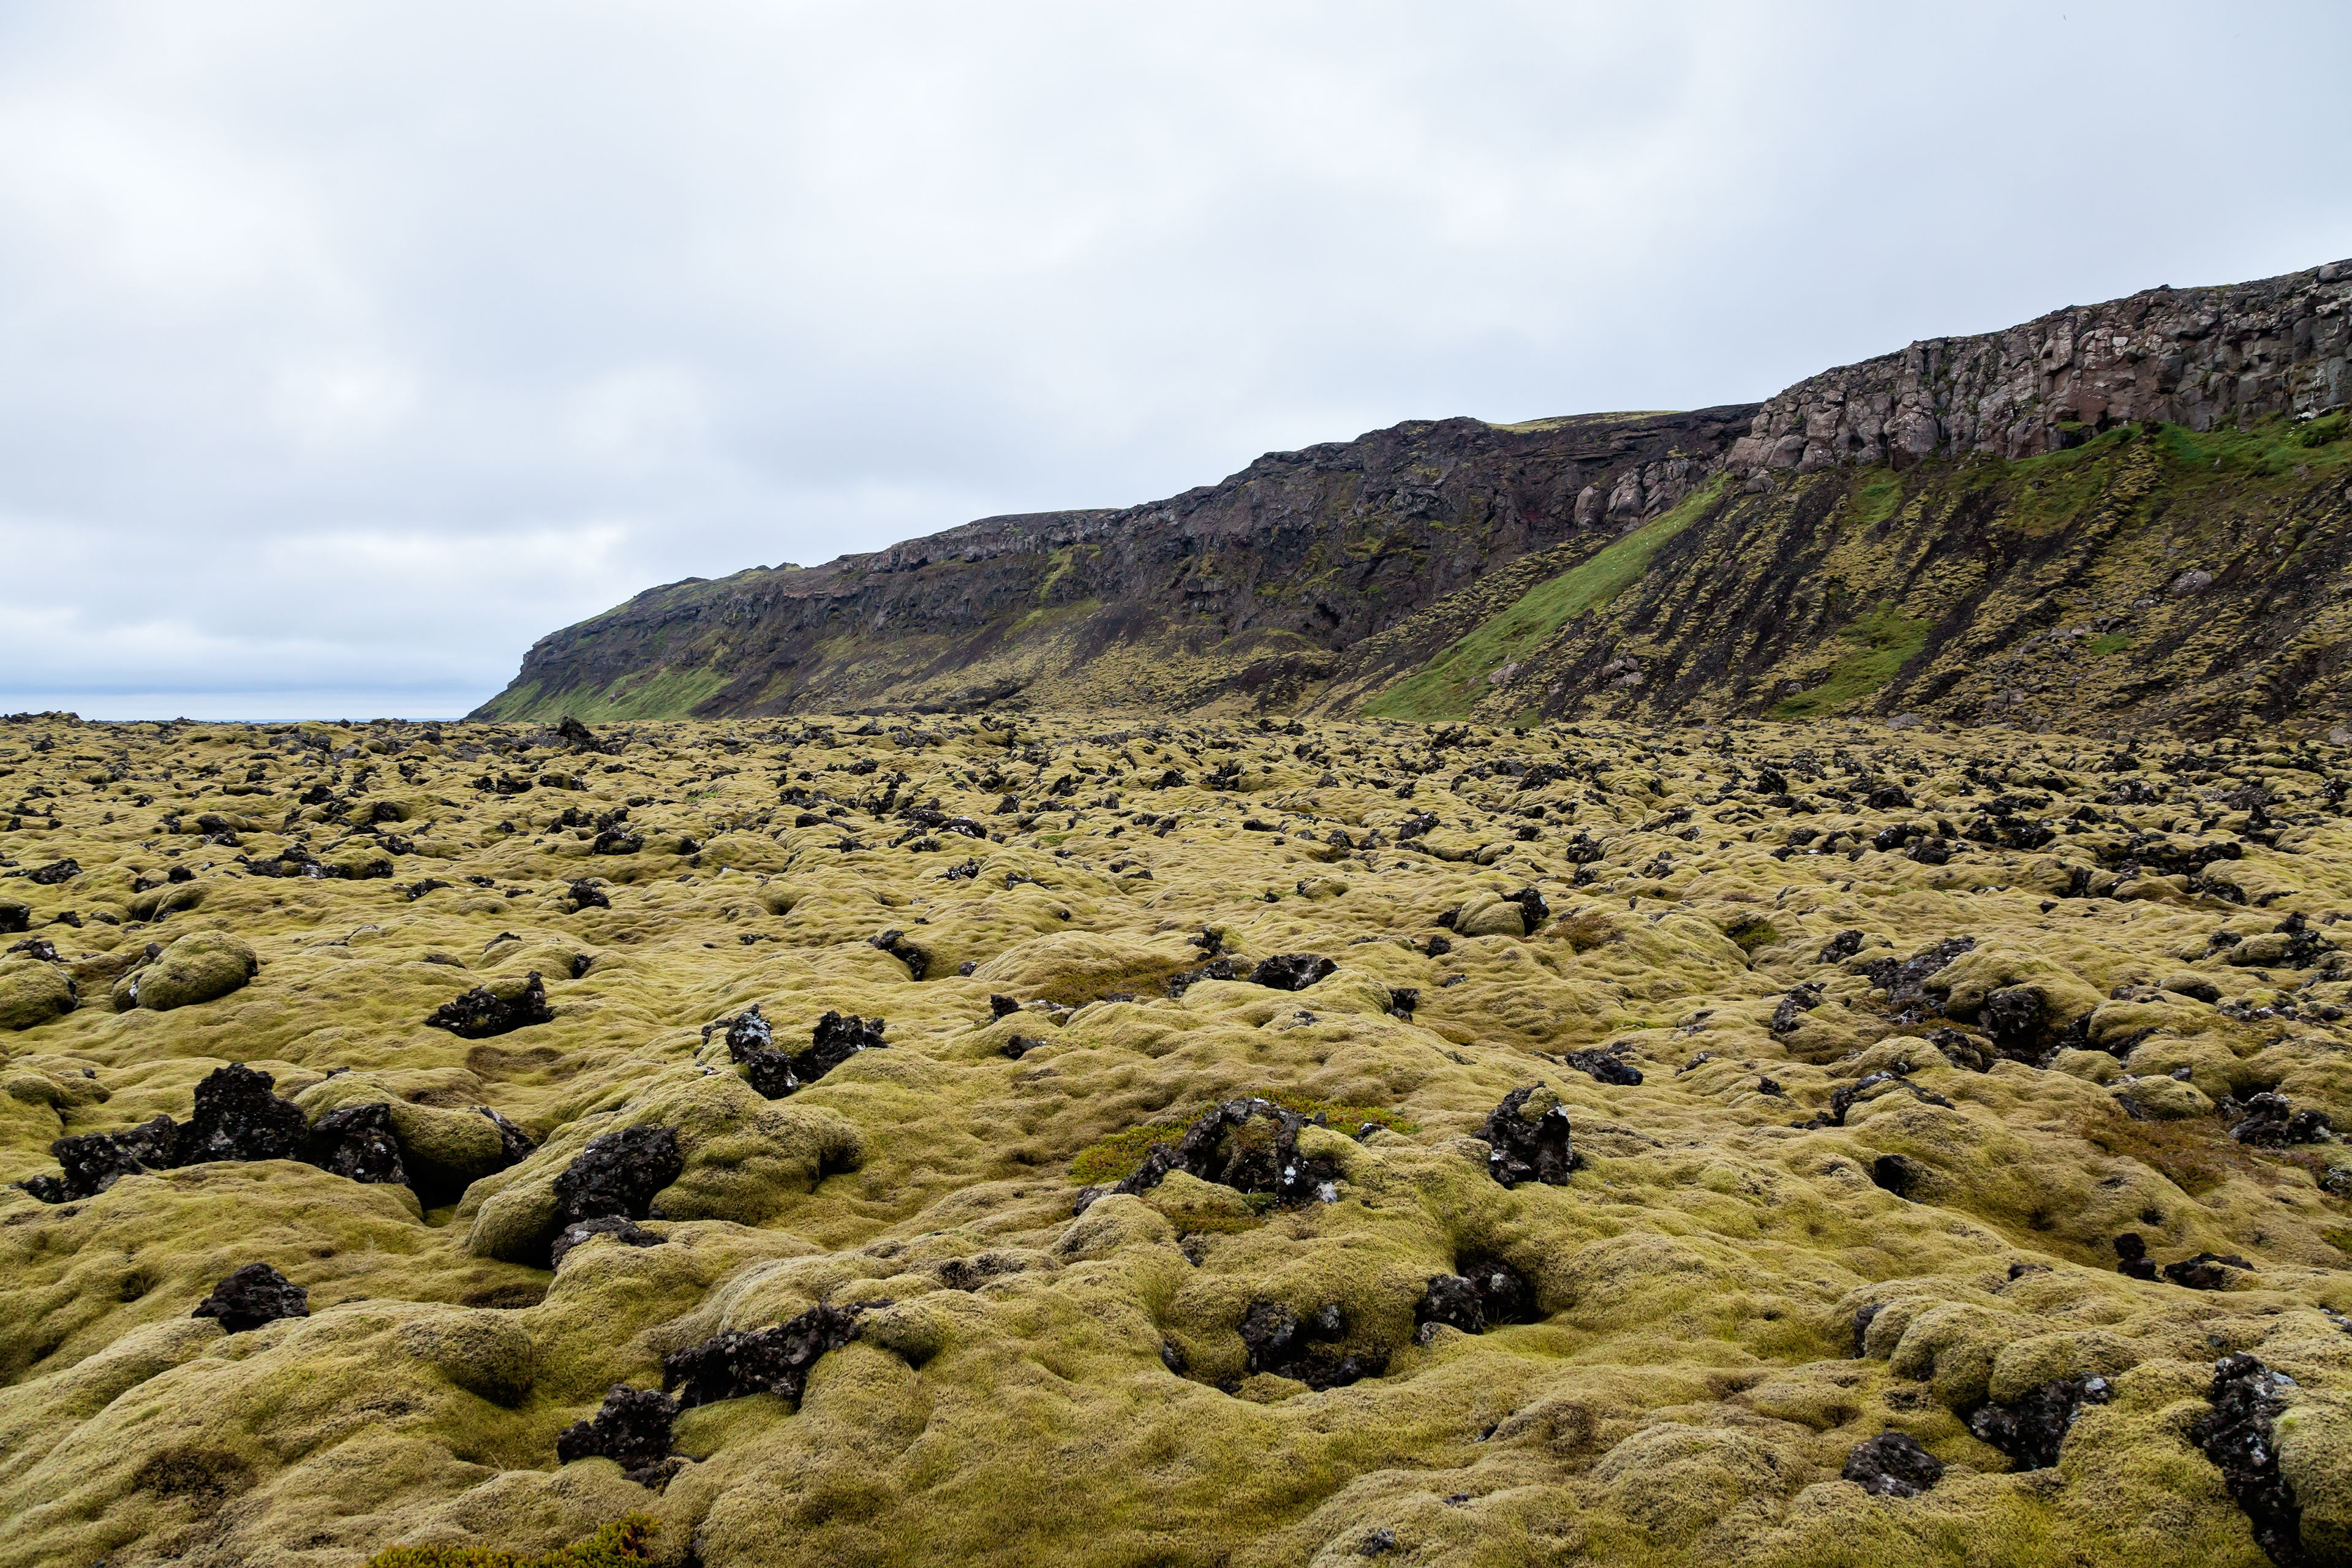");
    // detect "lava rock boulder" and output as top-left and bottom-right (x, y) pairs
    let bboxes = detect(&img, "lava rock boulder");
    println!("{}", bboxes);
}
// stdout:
(424, 970), (554, 1038)
(1480, 1086), (1573, 1187)
(192, 1262), (310, 1334)
(664, 1303), (863, 1408)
